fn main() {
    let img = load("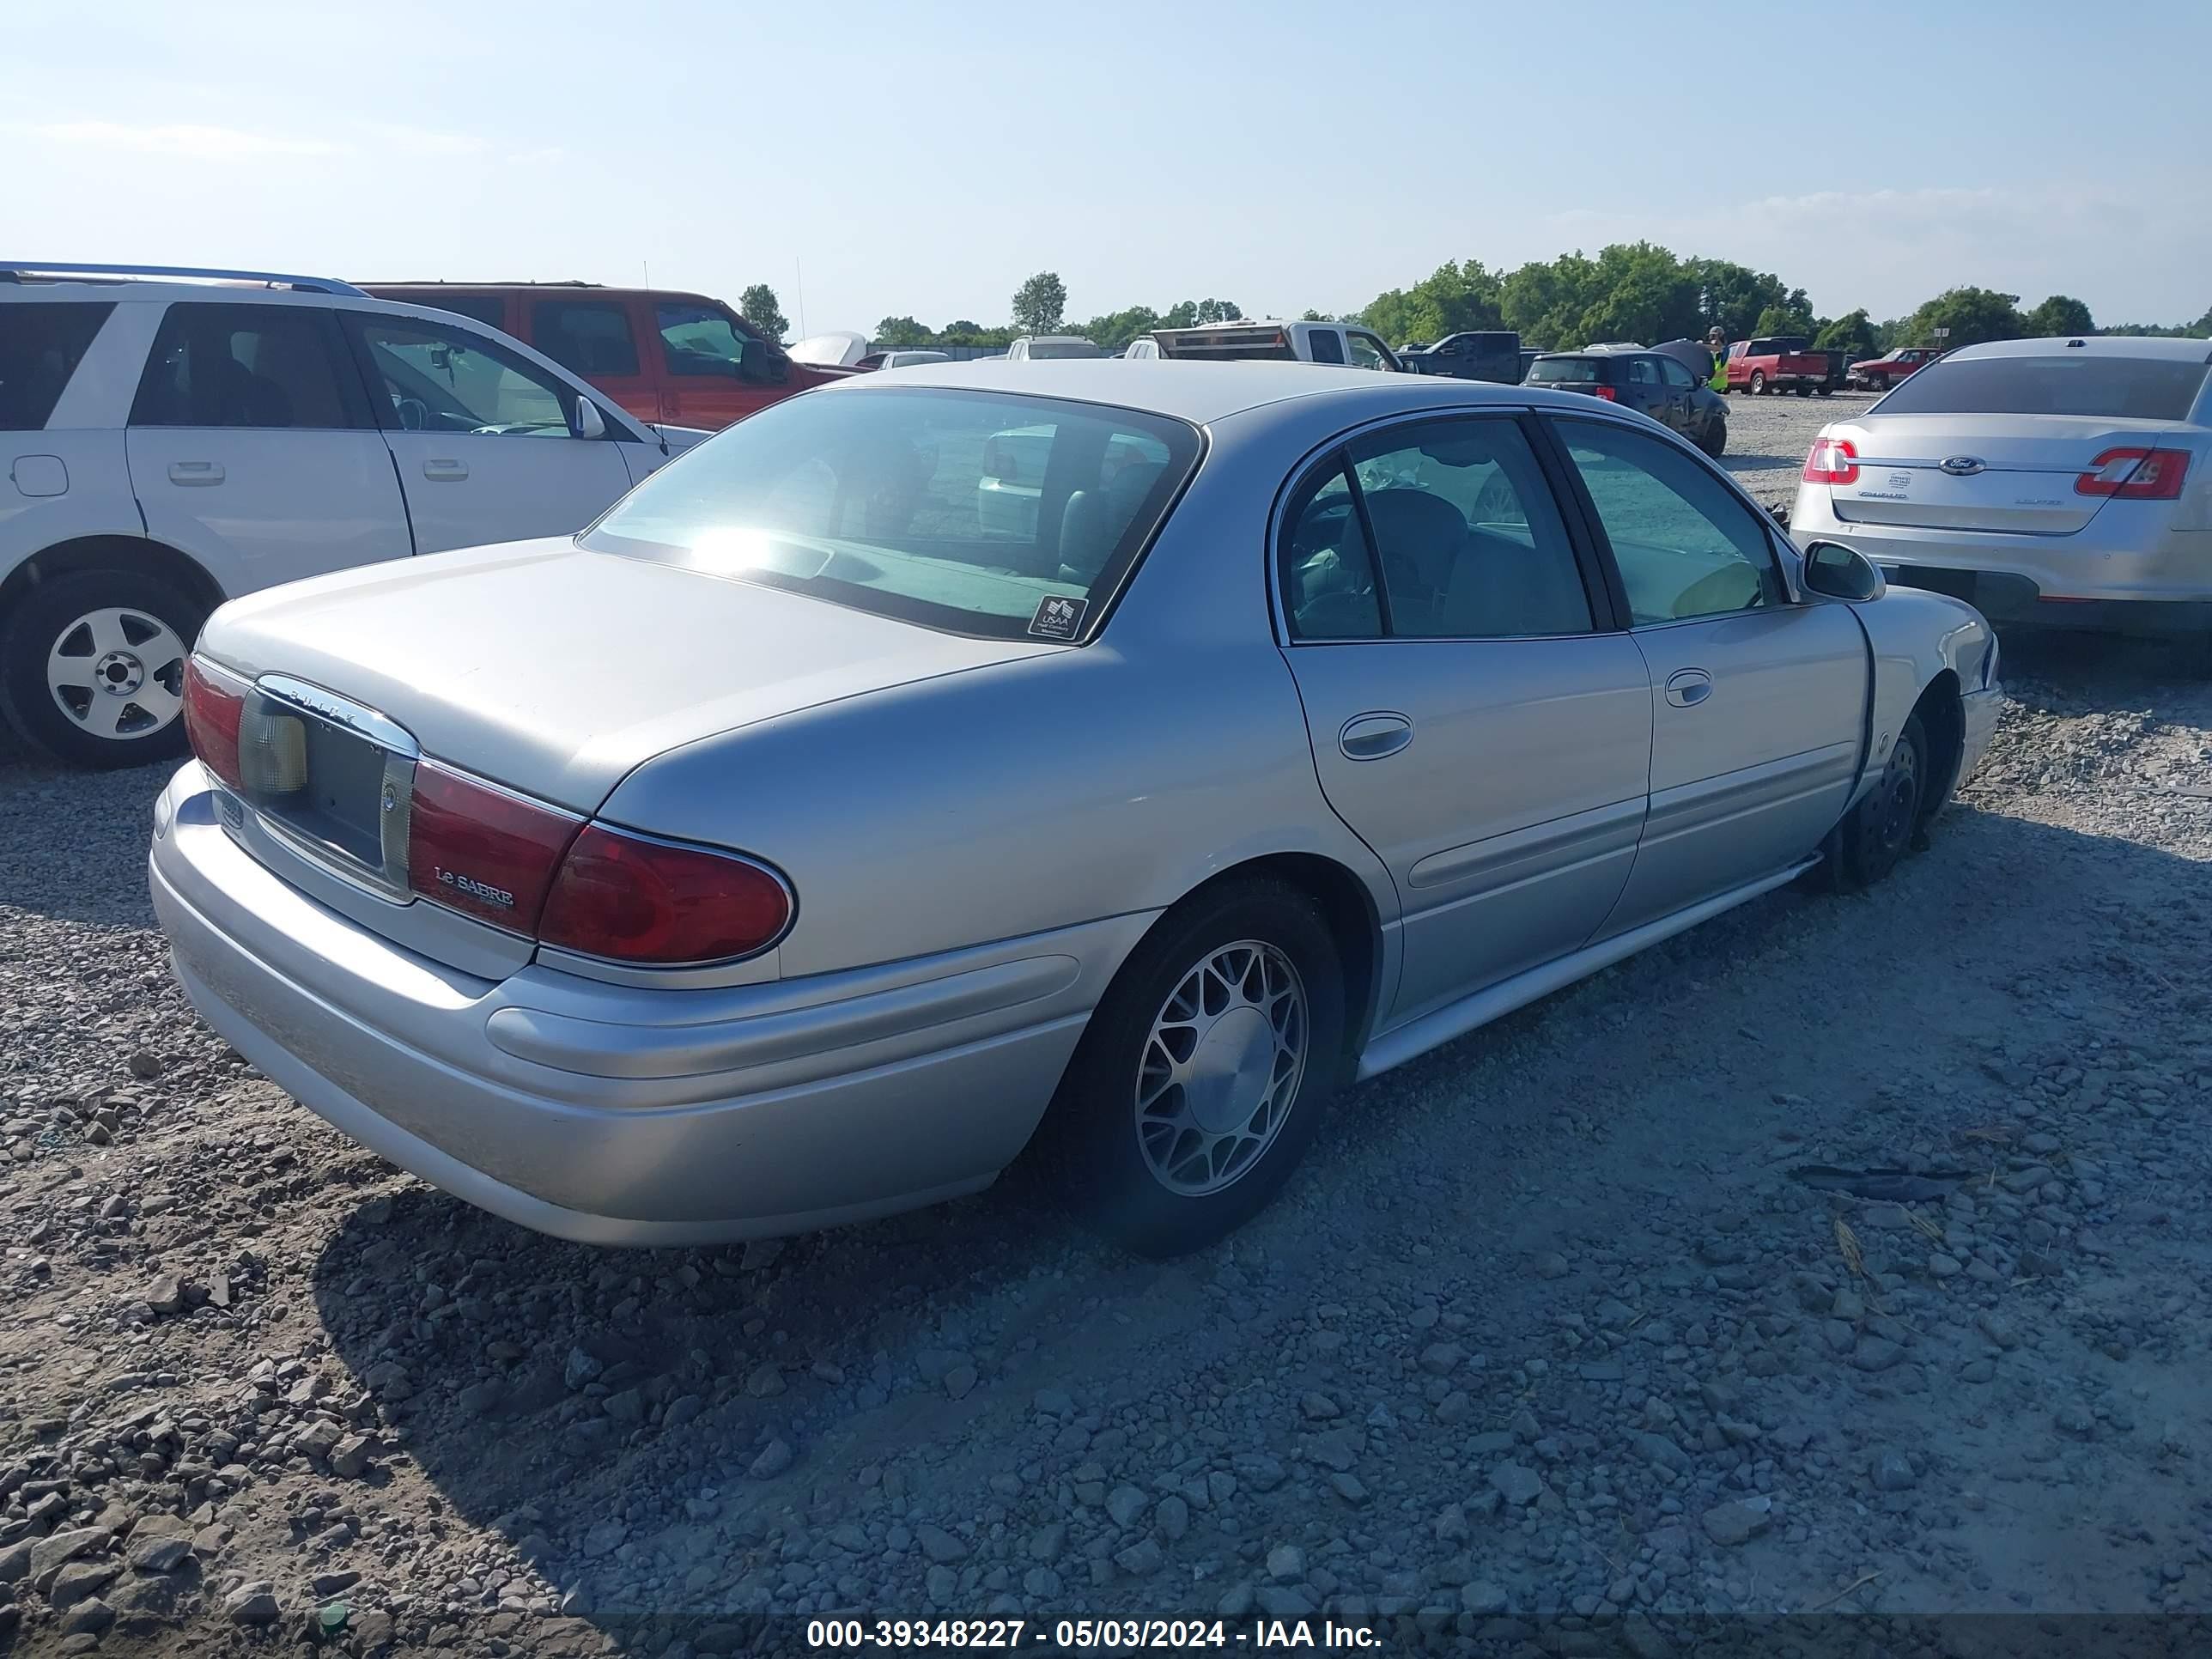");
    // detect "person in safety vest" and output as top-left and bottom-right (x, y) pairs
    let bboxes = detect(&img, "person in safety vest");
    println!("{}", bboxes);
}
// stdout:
(1705, 327), (1729, 392)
